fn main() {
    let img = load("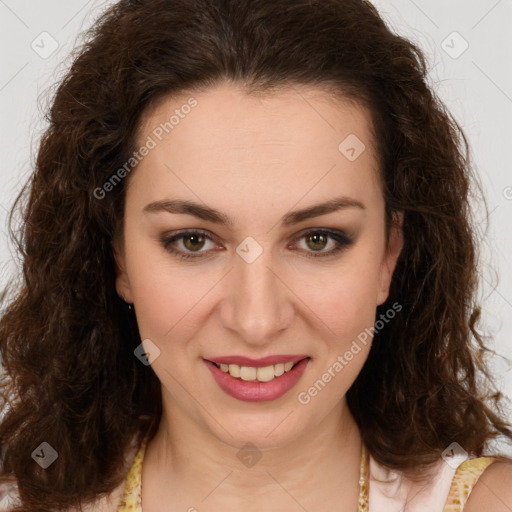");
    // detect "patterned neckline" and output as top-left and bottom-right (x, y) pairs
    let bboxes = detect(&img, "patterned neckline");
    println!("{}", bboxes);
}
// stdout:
(117, 434), (502, 512)
(118, 436), (370, 511)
